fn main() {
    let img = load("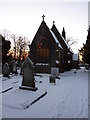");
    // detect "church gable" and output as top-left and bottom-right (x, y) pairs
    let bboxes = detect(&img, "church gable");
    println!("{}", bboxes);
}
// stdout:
(30, 18), (64, 64)
(31, 20), (56, 49)
(30, 19), (58, 64)
(51, 23), (73, 54)
(51, 23), (73, 70)
(51, 24), (68, 51)
(49, 29), (63, 50)
(29, 16), (72, 73)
